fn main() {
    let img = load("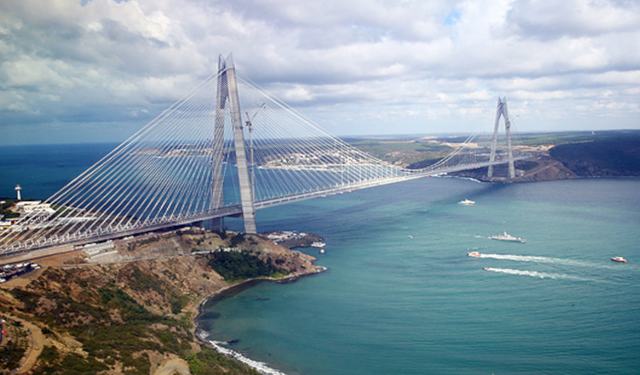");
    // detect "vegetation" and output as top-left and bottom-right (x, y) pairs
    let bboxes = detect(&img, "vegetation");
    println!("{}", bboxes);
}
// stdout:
(0, 198), (19, 219)
(515, 130), (640, 147)
(5, 261), (261, 374)
(0, 340), (27, 370)
(549, 132), (640, 177)
(406, 157), (443, 170)
(186, 346), (261, 375)
(0, 231), (316, 374)
(206, 250), (286, 282)
(346, 138), (453, 166)
(345, 130), (640, 179)
(229, 233), (246, 247)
